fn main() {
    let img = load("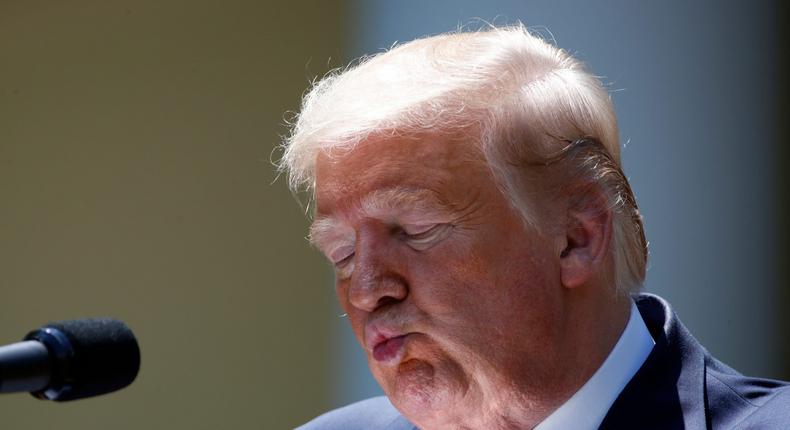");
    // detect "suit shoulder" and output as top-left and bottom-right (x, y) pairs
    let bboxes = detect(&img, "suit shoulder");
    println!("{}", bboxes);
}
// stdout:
(707, 365), (789, 406)
(295, 396), (414, 430)
(706, 364), (790, 429)
(732, 385), (790, 429)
